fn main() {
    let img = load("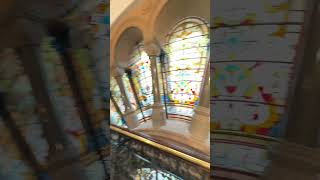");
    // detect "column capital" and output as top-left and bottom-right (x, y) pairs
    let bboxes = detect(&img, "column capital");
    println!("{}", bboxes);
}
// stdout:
(144, 42), (161, 57)
(111, 65), (125, 77)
